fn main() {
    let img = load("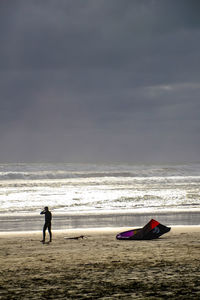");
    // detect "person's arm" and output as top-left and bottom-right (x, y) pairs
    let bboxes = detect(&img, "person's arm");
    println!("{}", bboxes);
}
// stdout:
(40, 210), (45, 215)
